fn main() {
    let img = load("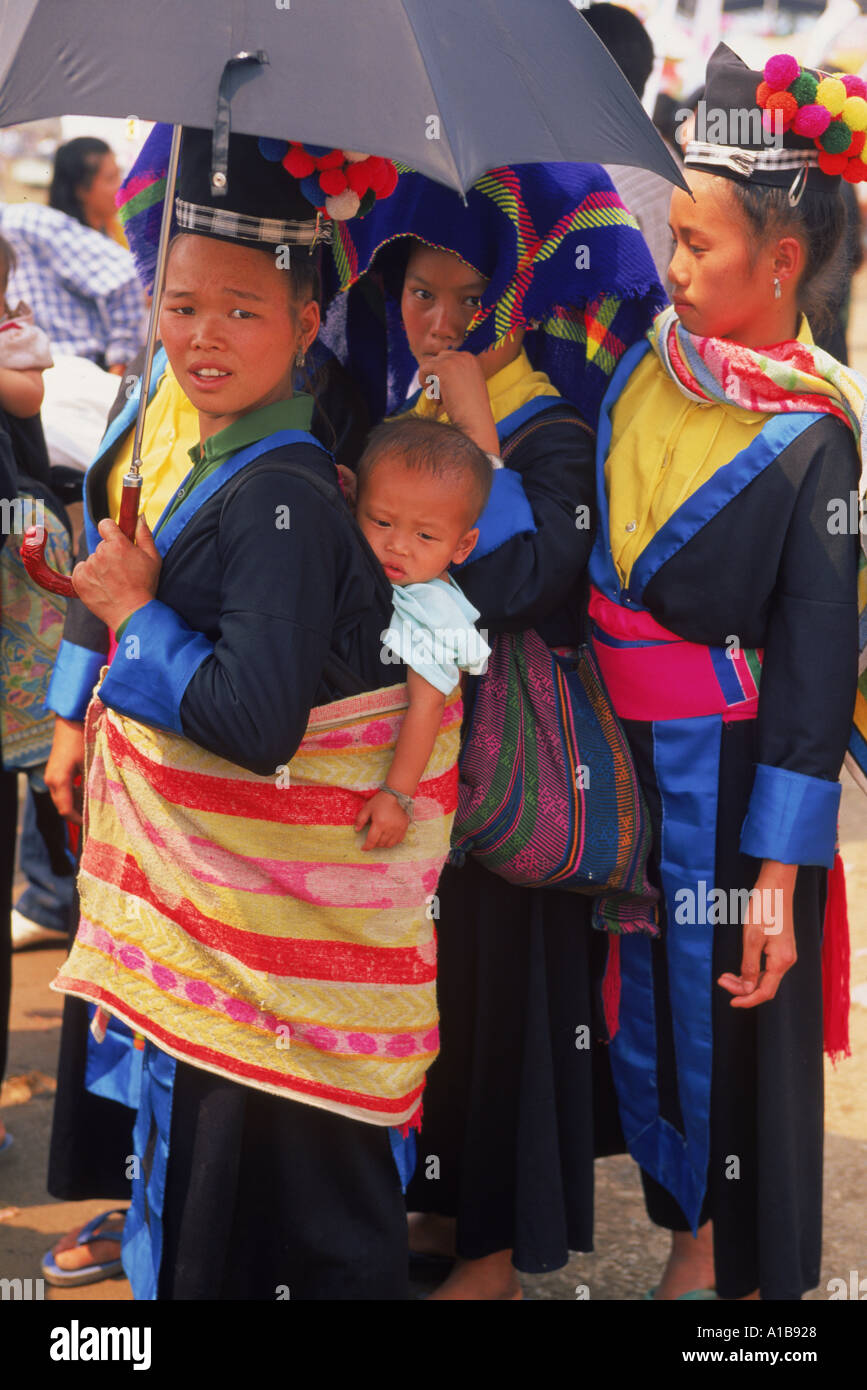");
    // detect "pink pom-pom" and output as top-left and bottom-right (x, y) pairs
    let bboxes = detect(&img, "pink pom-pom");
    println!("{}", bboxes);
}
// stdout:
(792, 103), (832, 137)
(842, 74), (867, 99)
(324, 189), (361, 220)
(763, 54), (800, 92)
